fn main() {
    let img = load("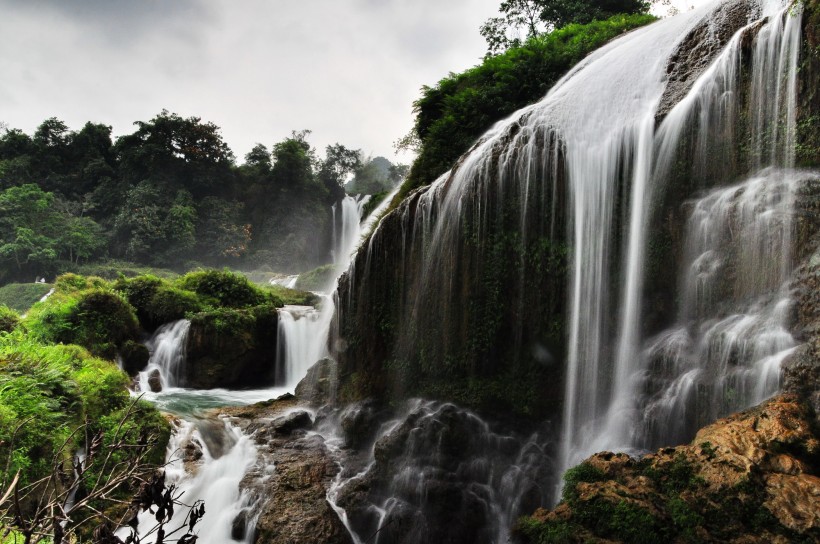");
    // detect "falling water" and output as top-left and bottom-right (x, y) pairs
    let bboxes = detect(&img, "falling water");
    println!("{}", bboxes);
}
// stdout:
(121, 418), (259, 544)
(323, 400), (553, 544)
(137, 319), (191, 391)
(276, 300), (335, 389)
(332, 195), (372, 266)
